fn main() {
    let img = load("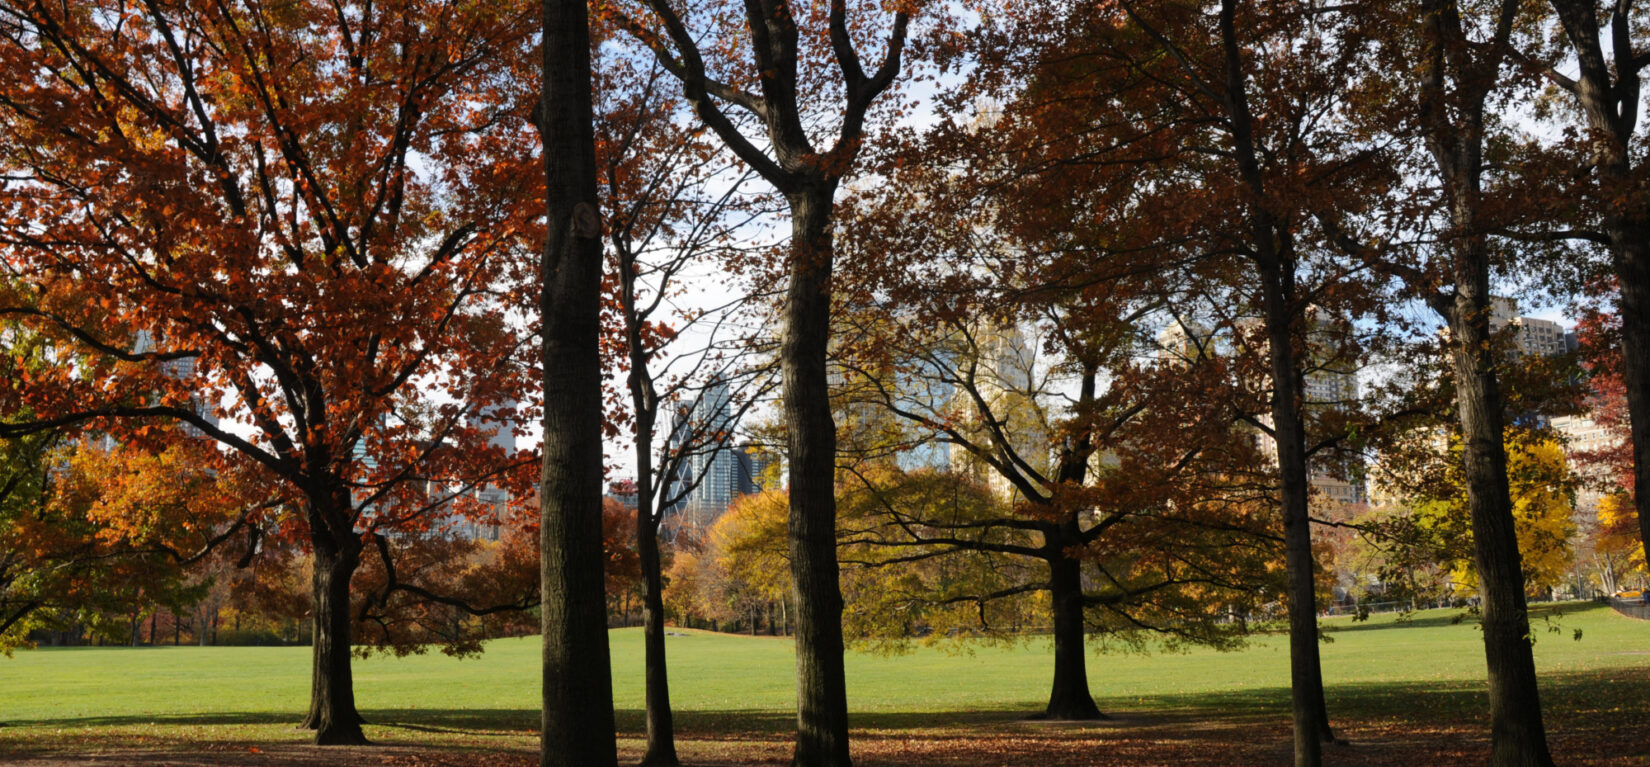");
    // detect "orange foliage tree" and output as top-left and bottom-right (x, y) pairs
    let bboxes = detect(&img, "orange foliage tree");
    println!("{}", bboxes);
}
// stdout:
(0, 432), (265, 653)
(0, 0), (541, 745)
